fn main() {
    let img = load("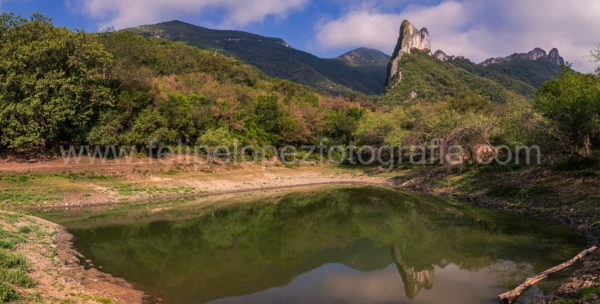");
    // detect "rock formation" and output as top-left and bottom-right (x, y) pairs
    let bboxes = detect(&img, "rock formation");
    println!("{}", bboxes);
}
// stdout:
(548, 48), (565, 65)
(481, 47), (565, 67)
(386, 20), (431, 87)
(433, 50), (453, 62)
(392, 246), (434, 299)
